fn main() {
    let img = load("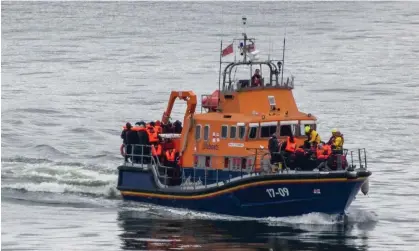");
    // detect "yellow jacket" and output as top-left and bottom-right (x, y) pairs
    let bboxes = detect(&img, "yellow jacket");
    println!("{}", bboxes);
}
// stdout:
(333, 136), (343, 150)
(309, 130), (321, 144)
